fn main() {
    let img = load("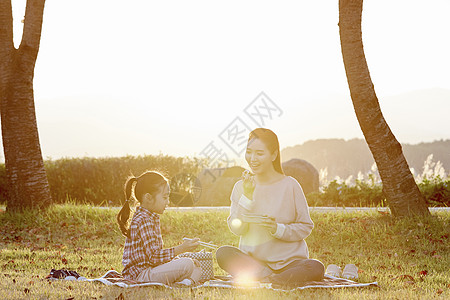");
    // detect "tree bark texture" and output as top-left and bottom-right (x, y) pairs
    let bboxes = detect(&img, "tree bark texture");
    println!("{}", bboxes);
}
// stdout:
(0, 0), (52, 211)
(338, 0), (429, 216)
